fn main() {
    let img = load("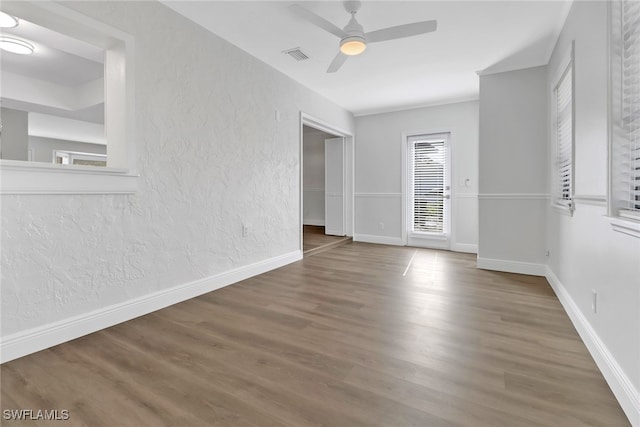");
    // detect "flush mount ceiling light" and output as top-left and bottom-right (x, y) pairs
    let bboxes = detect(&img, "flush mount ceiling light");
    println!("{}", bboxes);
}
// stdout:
(0, 36), (34, 55)
(0, 11), (19, 28)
